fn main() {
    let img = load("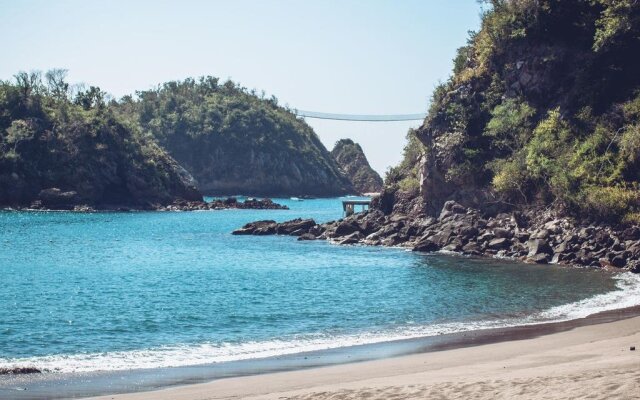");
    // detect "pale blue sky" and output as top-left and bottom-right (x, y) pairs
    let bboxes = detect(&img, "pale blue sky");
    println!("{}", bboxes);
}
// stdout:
(0, 0), (483, 174)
